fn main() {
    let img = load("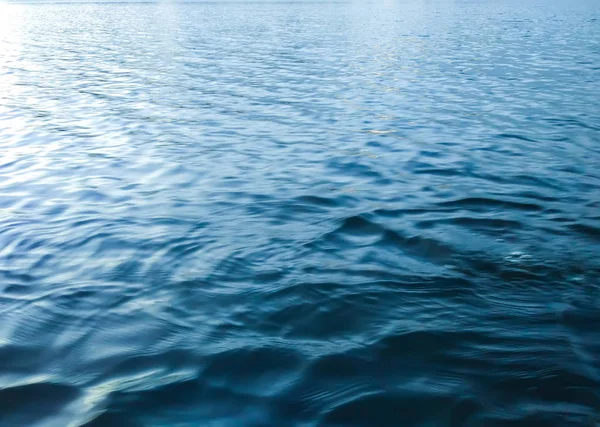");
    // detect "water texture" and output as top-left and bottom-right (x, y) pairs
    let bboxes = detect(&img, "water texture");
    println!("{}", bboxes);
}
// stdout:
(0, 0), (599, 425)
